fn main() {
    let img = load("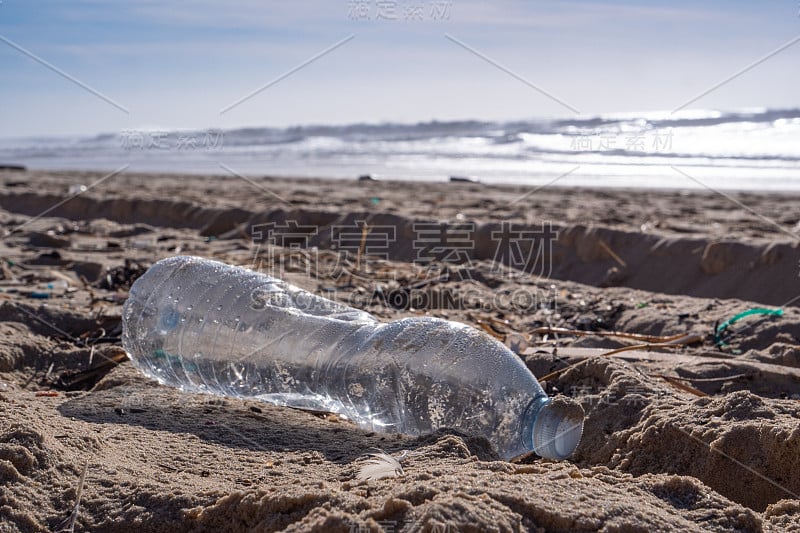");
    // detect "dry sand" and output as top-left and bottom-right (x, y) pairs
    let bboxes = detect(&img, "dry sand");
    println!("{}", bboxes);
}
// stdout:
(0, 169), (799, 532)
